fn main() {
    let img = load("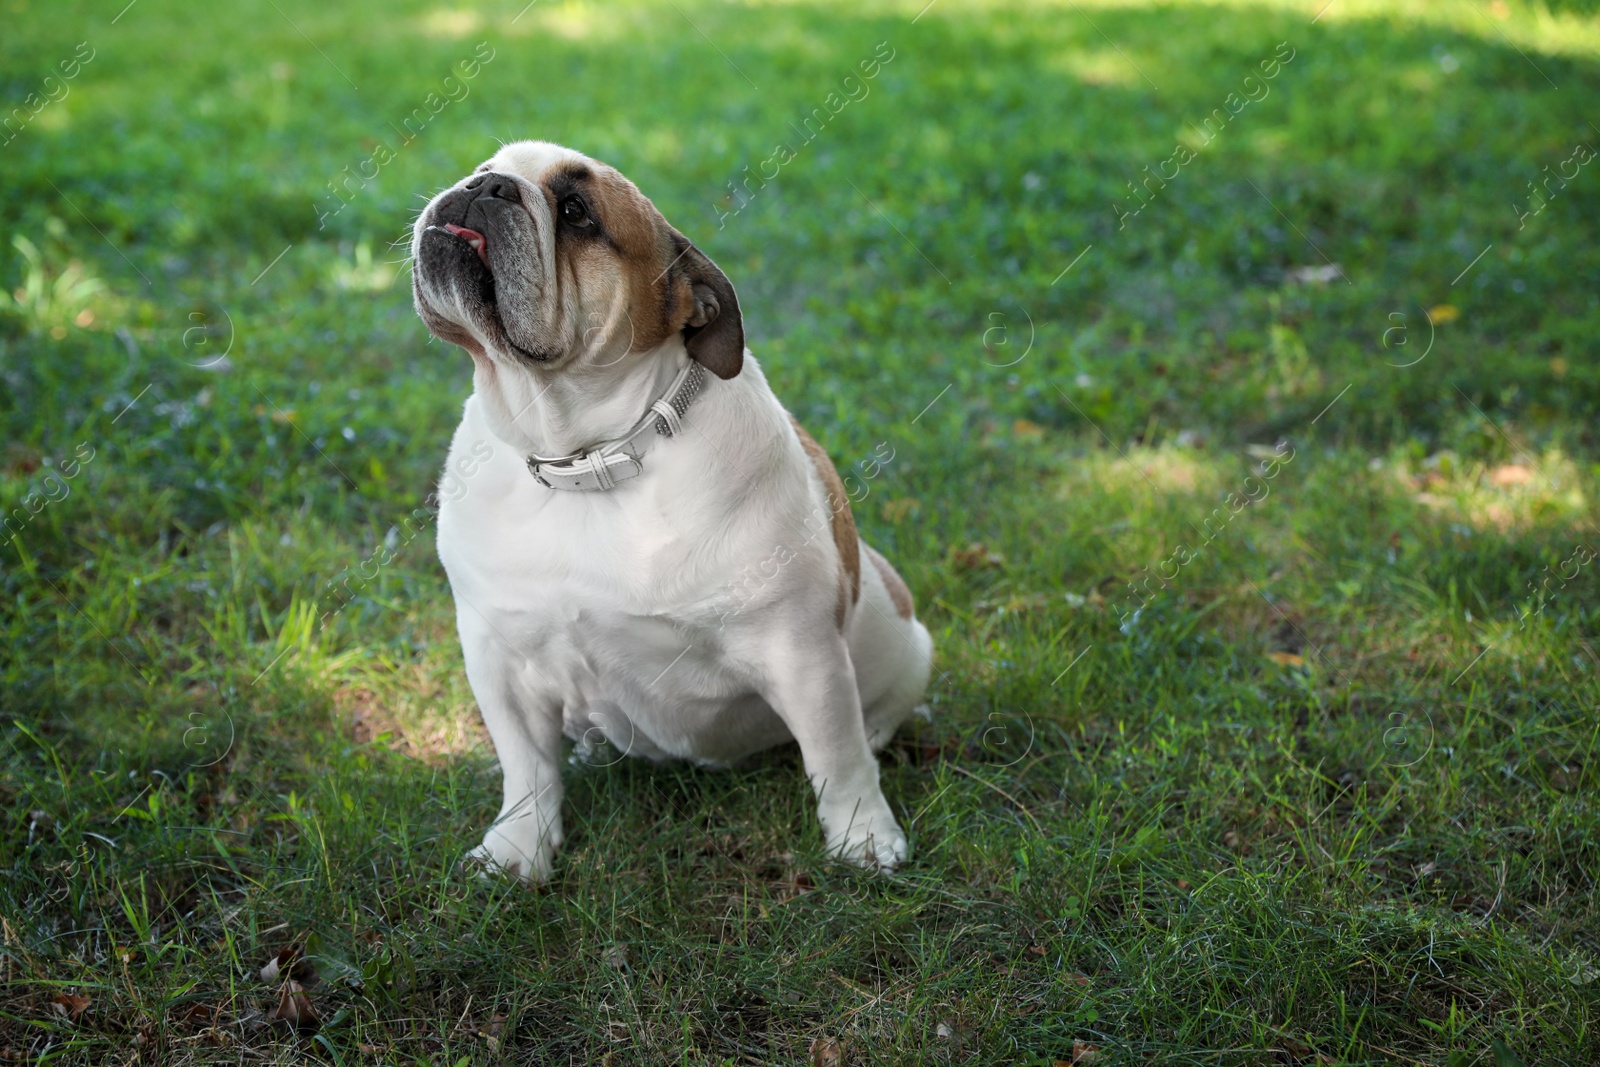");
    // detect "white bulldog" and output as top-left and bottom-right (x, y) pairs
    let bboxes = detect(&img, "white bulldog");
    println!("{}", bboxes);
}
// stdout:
(410, 141), (933, 882)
